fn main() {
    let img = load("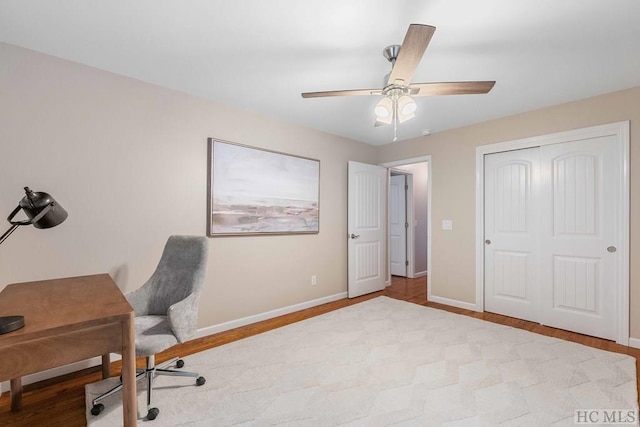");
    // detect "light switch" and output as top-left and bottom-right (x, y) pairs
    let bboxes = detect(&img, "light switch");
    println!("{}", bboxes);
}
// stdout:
(442, 220), (453, 230)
